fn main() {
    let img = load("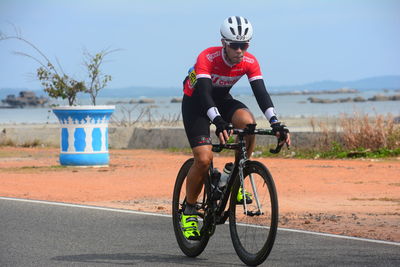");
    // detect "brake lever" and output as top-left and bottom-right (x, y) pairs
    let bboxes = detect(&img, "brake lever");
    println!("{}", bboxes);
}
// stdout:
(269, 142), (284, 154)
(269, 134), (289, 154)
